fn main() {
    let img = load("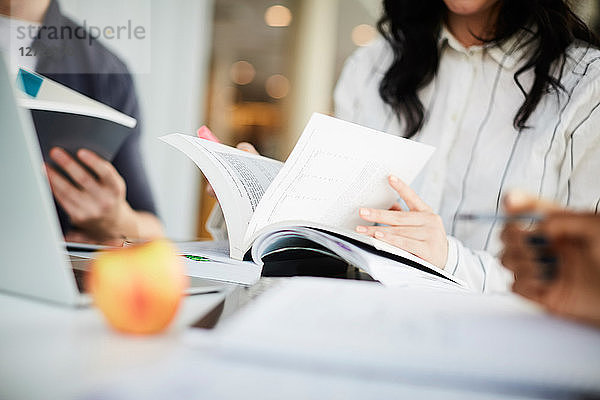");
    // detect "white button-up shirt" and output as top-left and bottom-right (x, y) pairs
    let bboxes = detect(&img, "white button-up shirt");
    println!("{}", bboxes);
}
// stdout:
(334, 28), (600, 292)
